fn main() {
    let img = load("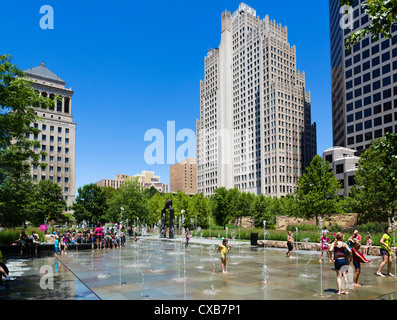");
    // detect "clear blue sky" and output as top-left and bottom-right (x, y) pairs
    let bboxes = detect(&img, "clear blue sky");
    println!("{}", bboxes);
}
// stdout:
(1, 0), (333, 192)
